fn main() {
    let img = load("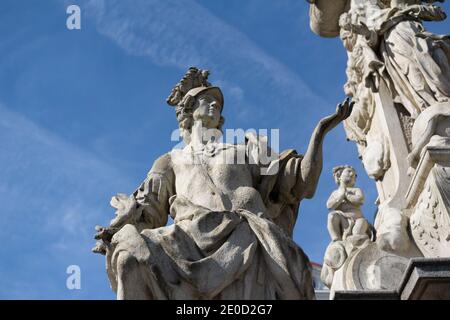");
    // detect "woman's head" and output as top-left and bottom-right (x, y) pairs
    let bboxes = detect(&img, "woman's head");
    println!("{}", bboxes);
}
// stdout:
(175, 87), (225, 142)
